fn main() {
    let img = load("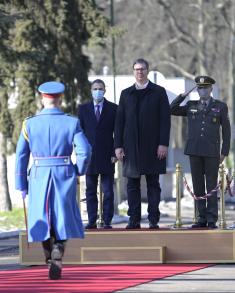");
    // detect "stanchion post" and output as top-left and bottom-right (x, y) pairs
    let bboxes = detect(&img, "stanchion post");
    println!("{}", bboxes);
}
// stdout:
(97, 175), (104, 228)
(219, 164), (227, 229)
(174, 163), (183, 228)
